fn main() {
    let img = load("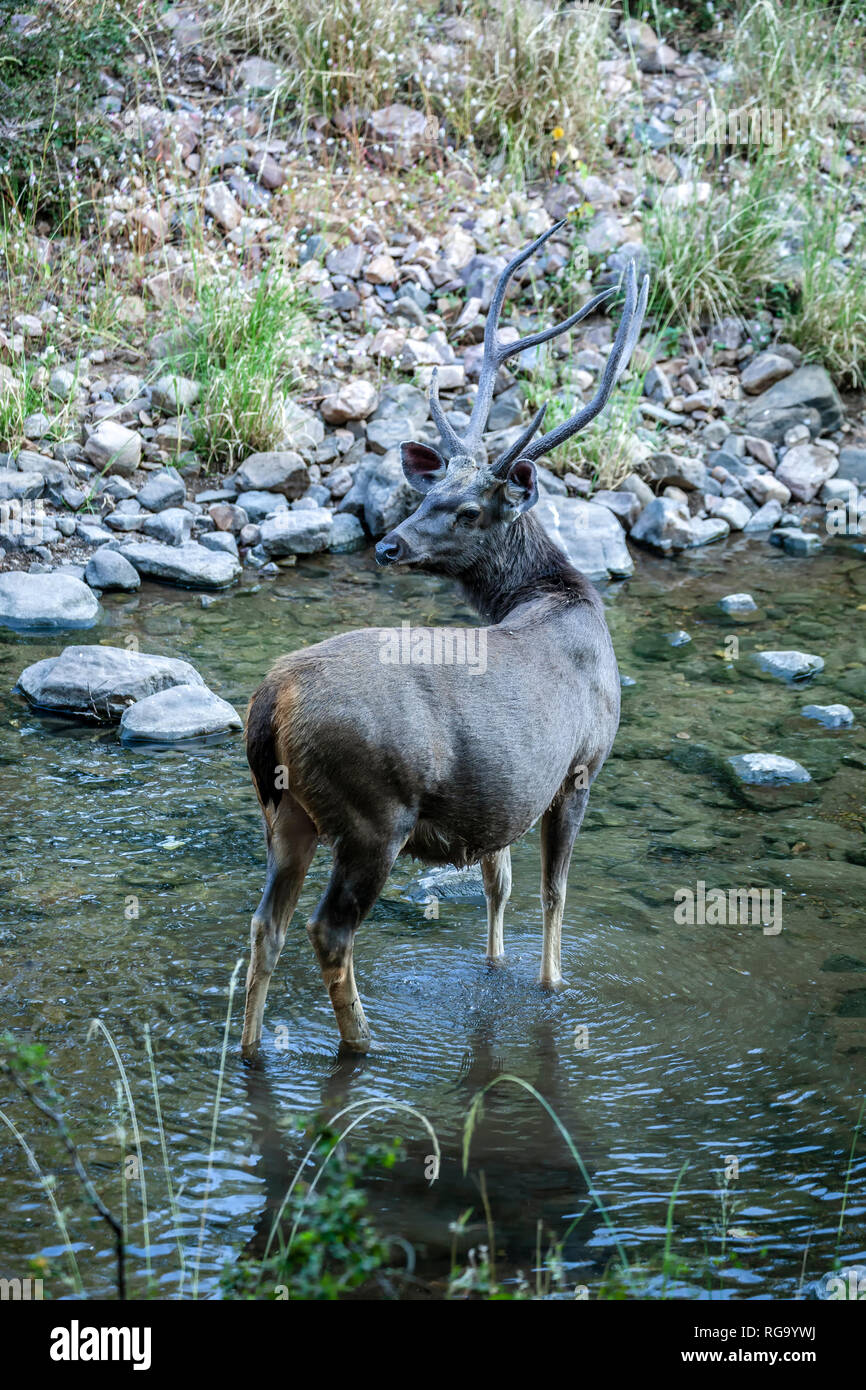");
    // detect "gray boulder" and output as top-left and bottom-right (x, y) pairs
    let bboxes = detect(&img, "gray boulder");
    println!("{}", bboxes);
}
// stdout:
(119, 683), (242, 742)
(728, 753), (811, 785)
(776, 443), (838, 501)
(535, 497), (633, 581)
(115, 539), (241, 589)
(136, 471), (186, 512)
(259, 507), (333, 557)
(16, 644), (204, 721)
(742, 364), (844, 441)
(84, 549), (141, 592)
(236, 490), (289, 524)
(630, 496), (728, 553)
(0, 571), (99, 629)
(234, 450), (309, 498)
(801, 703), (854, 728)
(328, 512), (366, 553)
